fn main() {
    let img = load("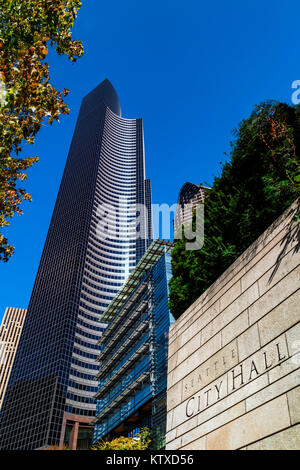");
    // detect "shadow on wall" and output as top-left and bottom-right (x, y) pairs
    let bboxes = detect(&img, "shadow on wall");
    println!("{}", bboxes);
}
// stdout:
(269, 199), (300, 284)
